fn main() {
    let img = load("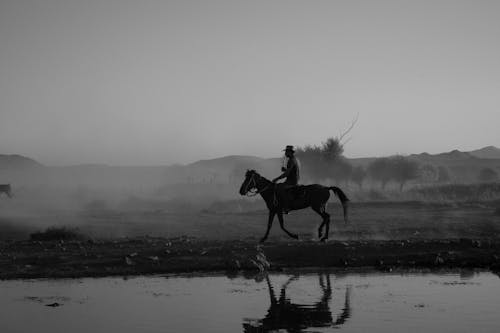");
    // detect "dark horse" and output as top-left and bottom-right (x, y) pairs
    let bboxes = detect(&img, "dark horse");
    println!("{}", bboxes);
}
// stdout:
(239, 170), (349, 242)
(243, 273), (351, 332)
